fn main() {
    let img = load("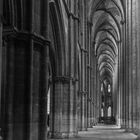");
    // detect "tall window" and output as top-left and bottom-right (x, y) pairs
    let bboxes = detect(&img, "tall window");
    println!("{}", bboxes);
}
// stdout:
(101, 108), (104, 117)
(108, 106), (111, 117)
(101, 83), (103, 92)
(108, 84), (111, 93)
(47, 87), (50, 114)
